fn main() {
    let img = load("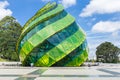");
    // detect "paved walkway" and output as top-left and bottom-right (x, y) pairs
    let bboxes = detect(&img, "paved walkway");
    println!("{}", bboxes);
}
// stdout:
(0, 64), (119, 80)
